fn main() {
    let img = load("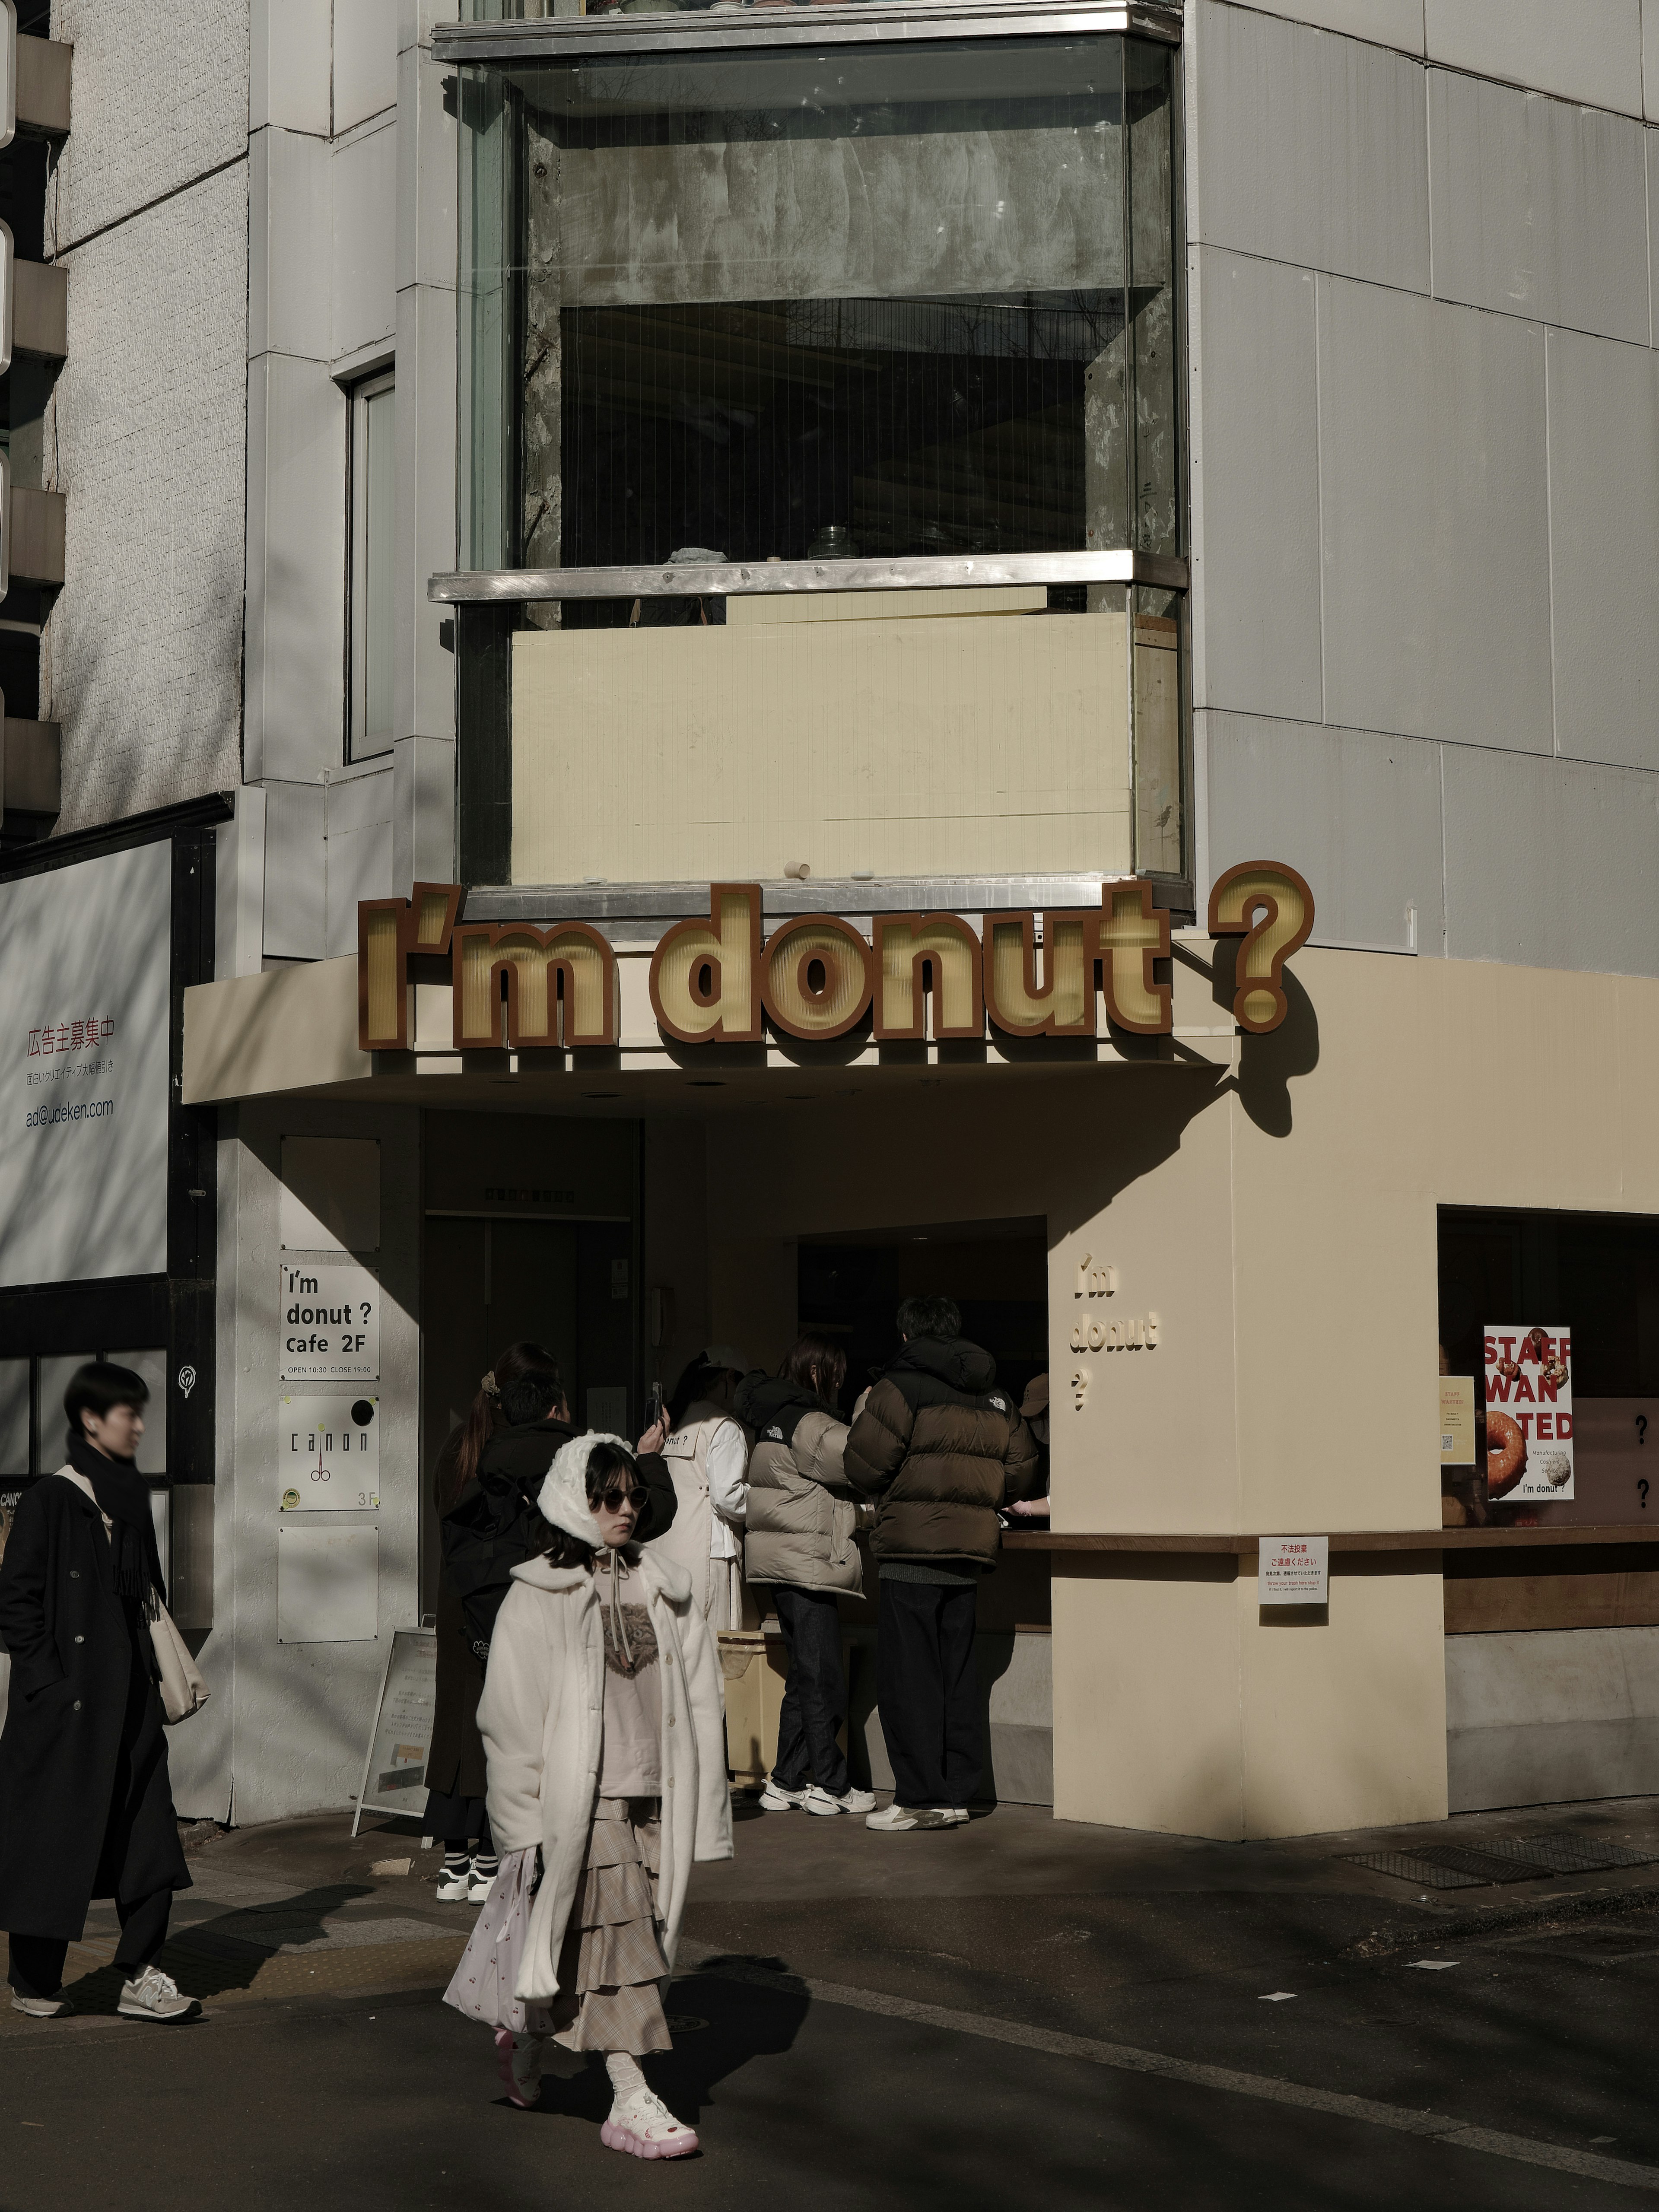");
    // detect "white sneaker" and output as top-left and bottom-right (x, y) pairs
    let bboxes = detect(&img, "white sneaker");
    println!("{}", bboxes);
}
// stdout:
(864, 1802), (954, 1832)
(467, 1859), (499, 1903)
(759, 1778), (809, 1812)
(801, 1783), (877, 1816)
(494, 2027), (543, 2108)
(435, 1864), (471, 1901)
(10, 1990), (66, 2018)
(940, 1806), (971, 1824)
(601, 2086), (699, 2160)
(117, 1966), (197, 2022)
